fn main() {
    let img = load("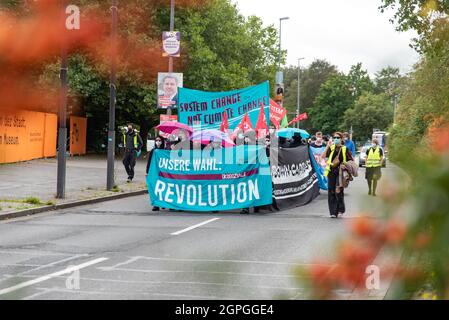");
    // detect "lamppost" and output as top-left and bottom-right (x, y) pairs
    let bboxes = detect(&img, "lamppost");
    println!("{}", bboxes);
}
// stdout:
(167, 0), (175, 117)
(296, 57), (305, 129)
(106, 0), (118, 191)
(278, 17), (289, 69)
(276, 17), (289, 88)
(56, 6), (68, 198)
